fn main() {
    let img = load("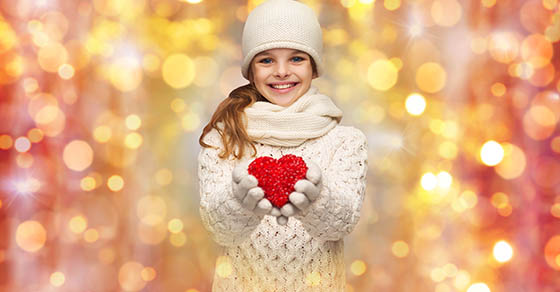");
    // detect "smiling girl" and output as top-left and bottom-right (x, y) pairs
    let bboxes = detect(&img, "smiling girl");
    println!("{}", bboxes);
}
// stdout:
(198, 0), (368, 291)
